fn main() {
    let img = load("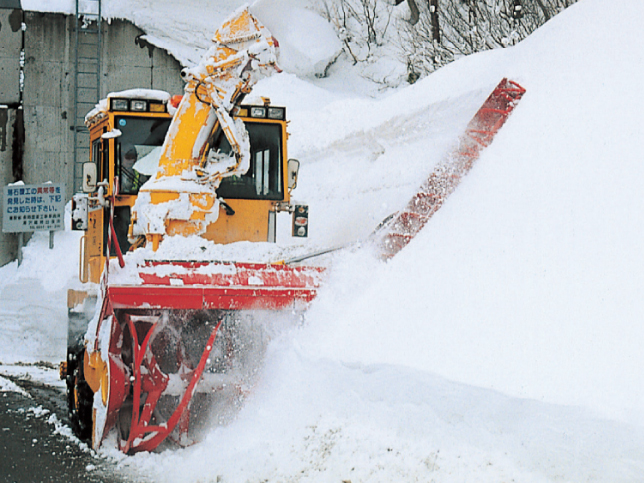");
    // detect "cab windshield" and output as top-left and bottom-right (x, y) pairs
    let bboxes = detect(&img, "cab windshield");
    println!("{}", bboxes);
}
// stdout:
(115, 116), (171, 195)
(213, 122), (284, 201)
